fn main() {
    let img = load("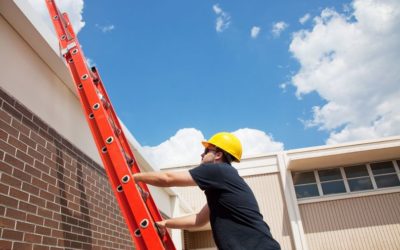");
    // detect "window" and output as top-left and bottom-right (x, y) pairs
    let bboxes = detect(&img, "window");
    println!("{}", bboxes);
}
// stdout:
(292, 172), (319, 198)
(344, 165), (373, 191)
(318, 168), (346, 195)
(370, 161), (400, 188)
(292, 159), (400, 200)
